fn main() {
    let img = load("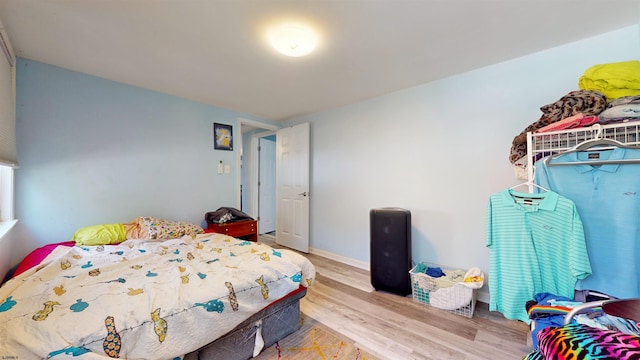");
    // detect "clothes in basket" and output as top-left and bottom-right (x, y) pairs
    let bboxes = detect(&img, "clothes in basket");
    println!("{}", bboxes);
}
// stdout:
(410, 263), (484, 316)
